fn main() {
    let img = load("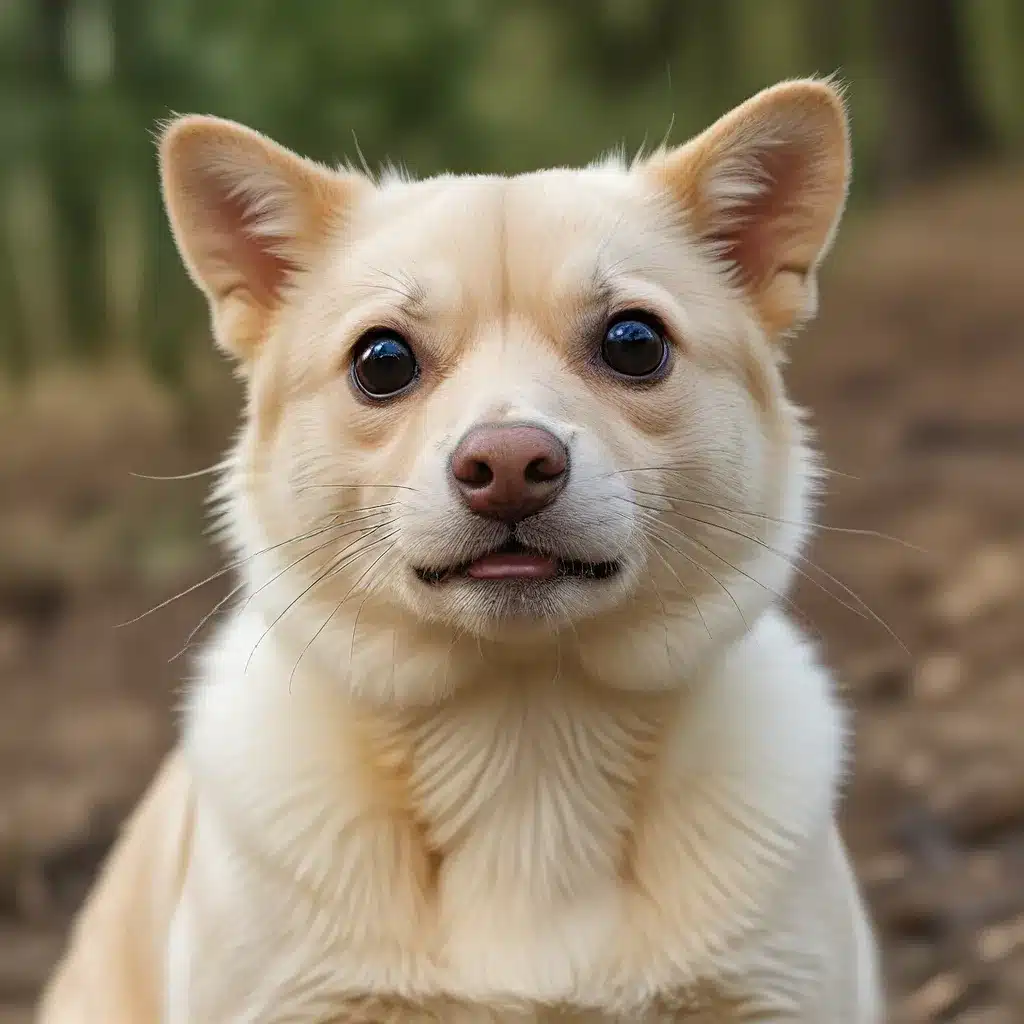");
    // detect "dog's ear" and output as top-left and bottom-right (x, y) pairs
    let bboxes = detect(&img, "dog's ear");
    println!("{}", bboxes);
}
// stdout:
(159, 116), (368, 362)
(641, 79), (850, 340)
